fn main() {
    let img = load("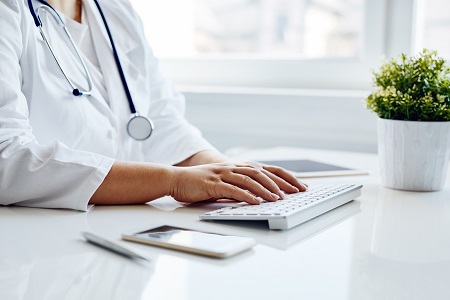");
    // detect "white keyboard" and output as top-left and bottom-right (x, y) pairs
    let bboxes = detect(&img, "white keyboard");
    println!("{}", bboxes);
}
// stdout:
(200, 184), (362, 230)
